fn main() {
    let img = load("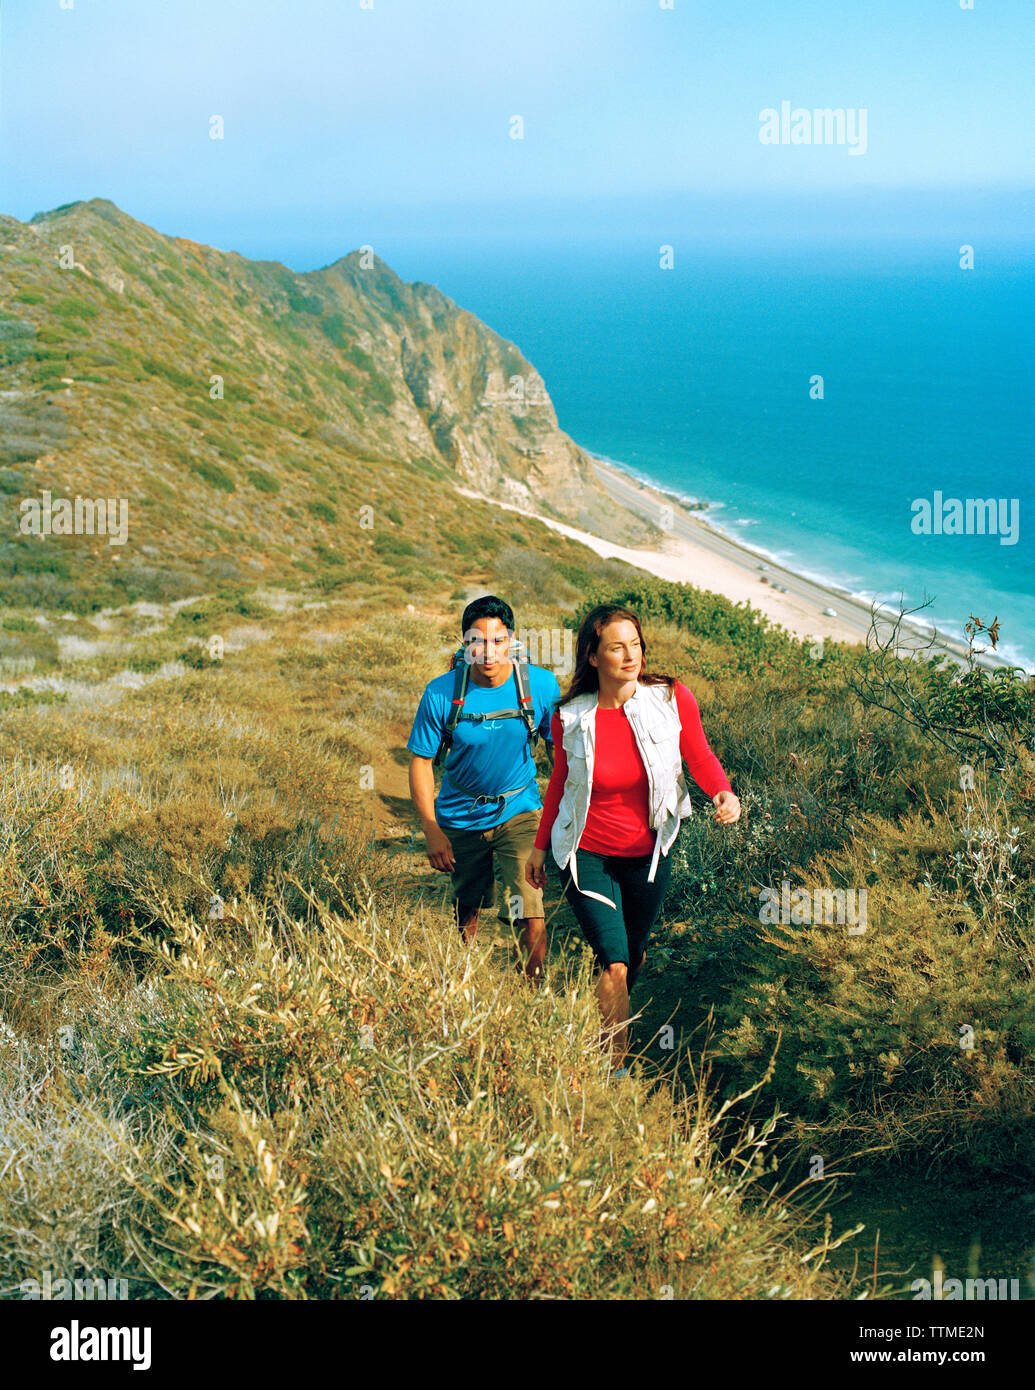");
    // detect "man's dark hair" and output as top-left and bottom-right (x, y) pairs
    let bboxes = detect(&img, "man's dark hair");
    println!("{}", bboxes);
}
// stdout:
(461, 594), (514, 635)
